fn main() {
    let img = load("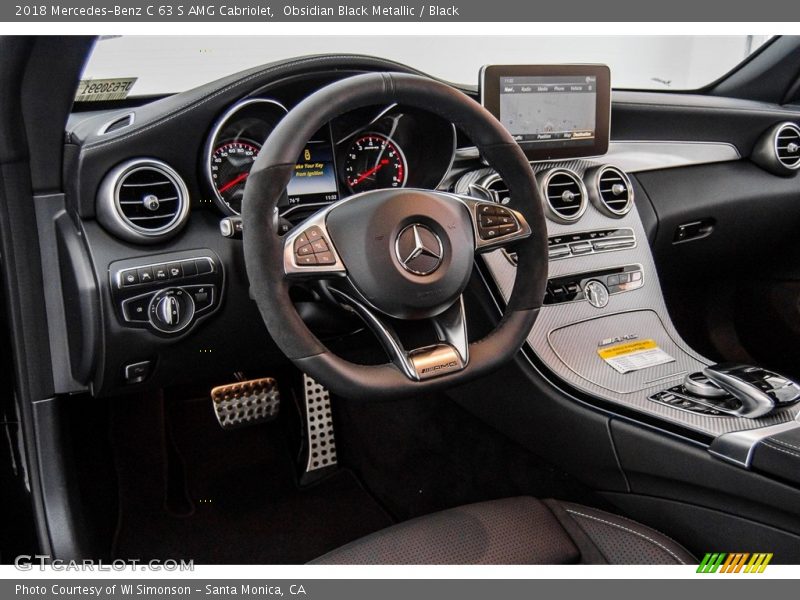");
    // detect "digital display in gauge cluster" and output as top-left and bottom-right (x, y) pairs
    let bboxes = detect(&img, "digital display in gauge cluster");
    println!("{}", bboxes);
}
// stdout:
(284, 137), (339, 209)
